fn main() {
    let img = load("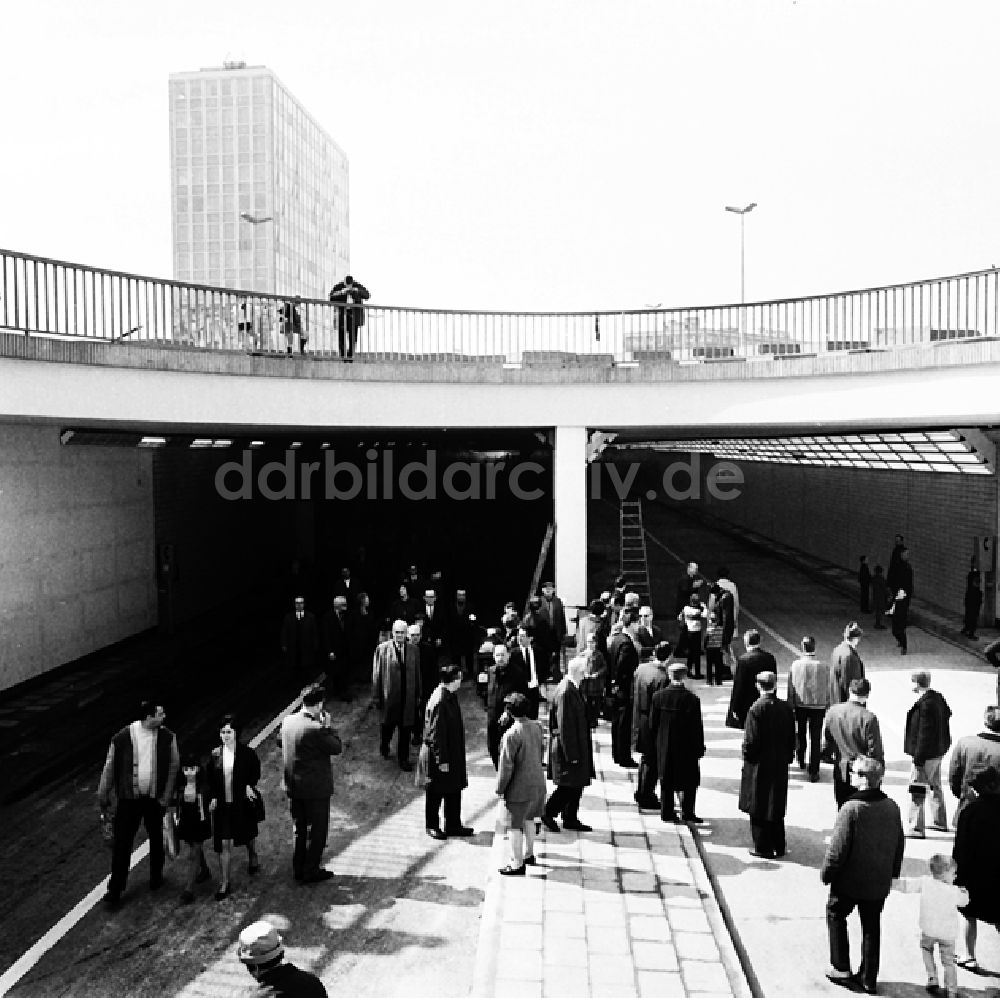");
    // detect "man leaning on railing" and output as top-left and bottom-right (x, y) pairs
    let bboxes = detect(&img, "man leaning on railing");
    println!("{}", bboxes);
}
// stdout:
(328, 275), (370, 362)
